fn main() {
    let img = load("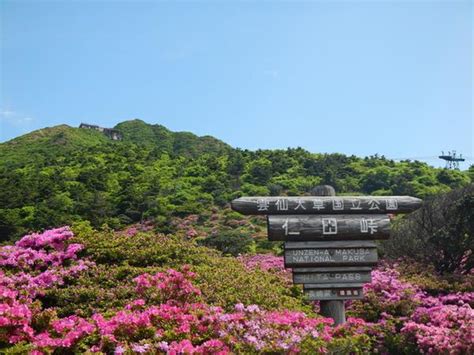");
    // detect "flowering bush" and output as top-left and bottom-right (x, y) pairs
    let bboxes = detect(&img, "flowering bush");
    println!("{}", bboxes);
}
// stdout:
(120, 222), (154, 237)
(401, 303), (474, 353)
(219, 304), (333, 353)
(1, 227), (473, 354)
(392, 259), (474, 293)
(134, 266), (202, 304)
(348, 266), (425, 322)
(238, 254), (285, 273)
(0, 284), (35, 344)
(347, 265), (474, 354)
(0, 227), (93, 348)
